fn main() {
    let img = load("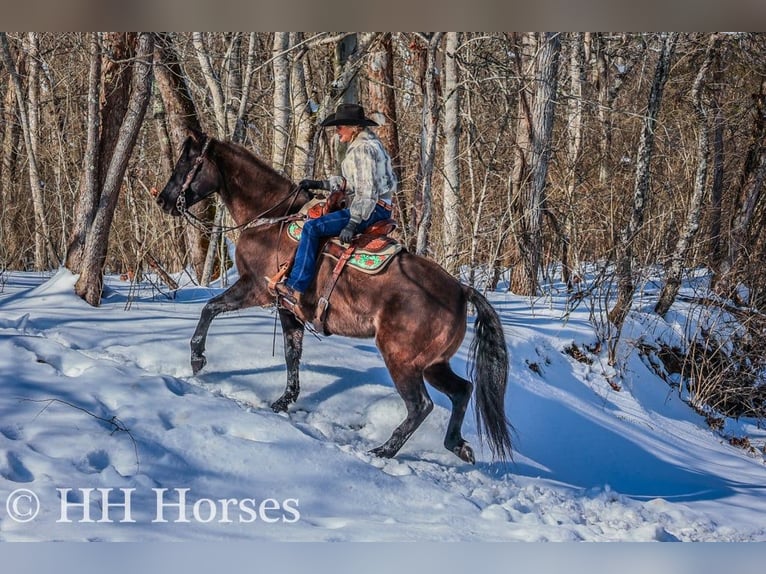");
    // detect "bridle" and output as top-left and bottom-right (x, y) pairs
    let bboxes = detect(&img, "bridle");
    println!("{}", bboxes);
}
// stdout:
(175, 136), (213, 217)
(174, 134), (304, 236)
